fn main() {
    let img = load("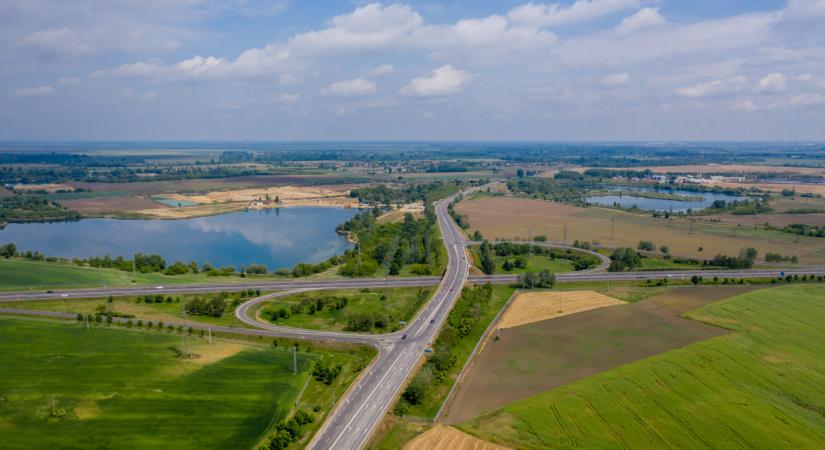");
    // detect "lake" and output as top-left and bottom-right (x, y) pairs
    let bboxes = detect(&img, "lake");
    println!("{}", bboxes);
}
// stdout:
(0, 207), (358, 270)
(586, 186), (742, 212)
